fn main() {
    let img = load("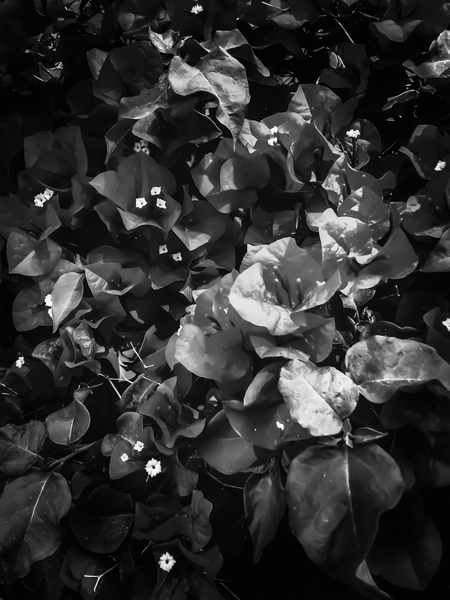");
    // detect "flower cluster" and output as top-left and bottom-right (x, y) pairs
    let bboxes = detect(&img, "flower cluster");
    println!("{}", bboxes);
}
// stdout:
(44, 294), (53, 319)
(133, 139), (150, 155)
(34, 188), (54, 208)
